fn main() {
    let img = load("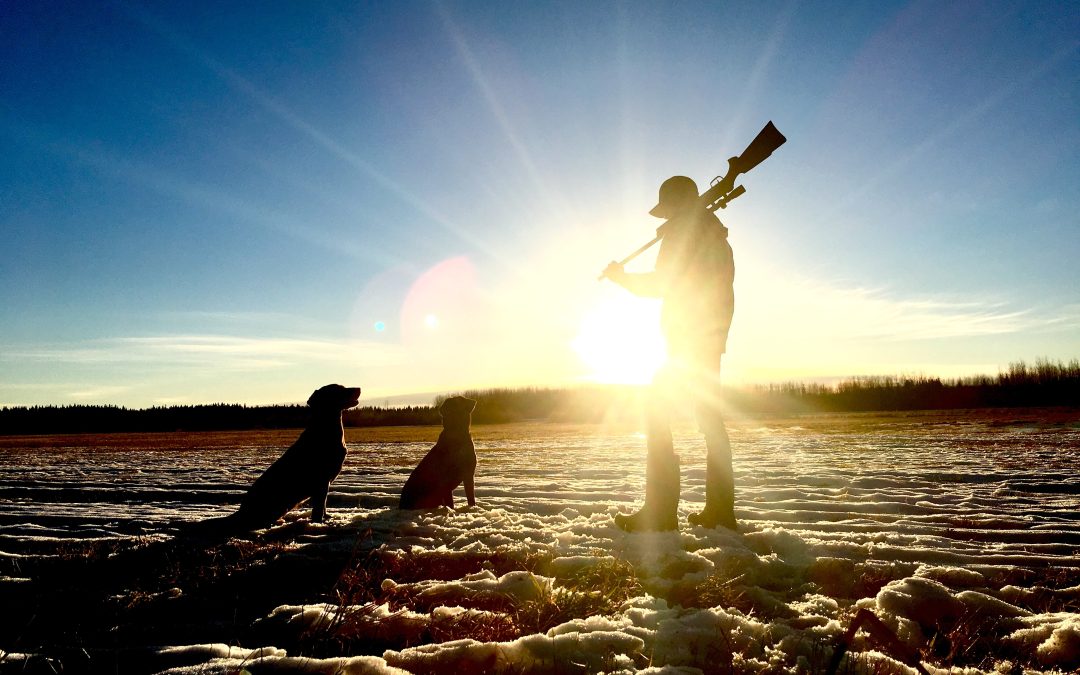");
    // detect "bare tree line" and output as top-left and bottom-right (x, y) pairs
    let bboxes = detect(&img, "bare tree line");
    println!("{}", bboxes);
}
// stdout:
(2, 359), (1076, 435)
